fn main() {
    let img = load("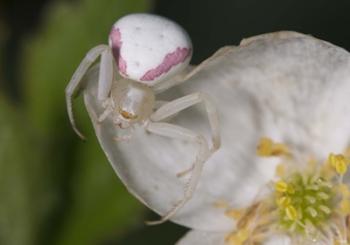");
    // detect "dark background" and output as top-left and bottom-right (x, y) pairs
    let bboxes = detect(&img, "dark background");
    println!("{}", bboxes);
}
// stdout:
(0, 0), (349, 244)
